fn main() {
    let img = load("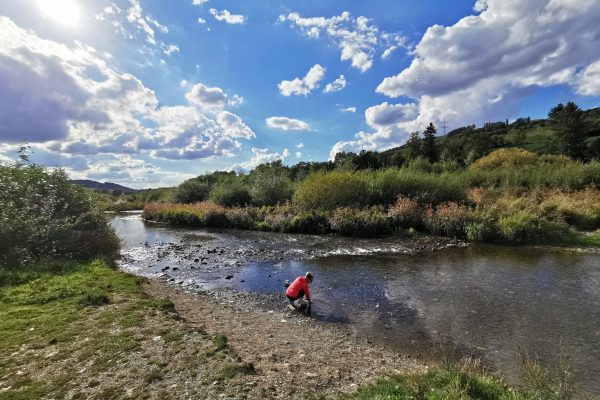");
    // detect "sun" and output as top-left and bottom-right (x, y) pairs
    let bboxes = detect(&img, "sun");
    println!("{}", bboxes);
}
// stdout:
(37, 0), (81, 27)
